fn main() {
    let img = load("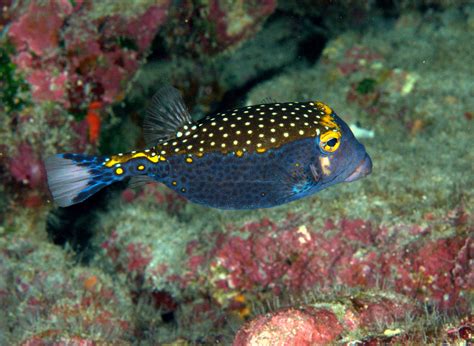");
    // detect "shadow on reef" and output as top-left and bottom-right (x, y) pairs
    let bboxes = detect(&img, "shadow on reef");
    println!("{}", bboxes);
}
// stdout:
(46, 182), (126, 263)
